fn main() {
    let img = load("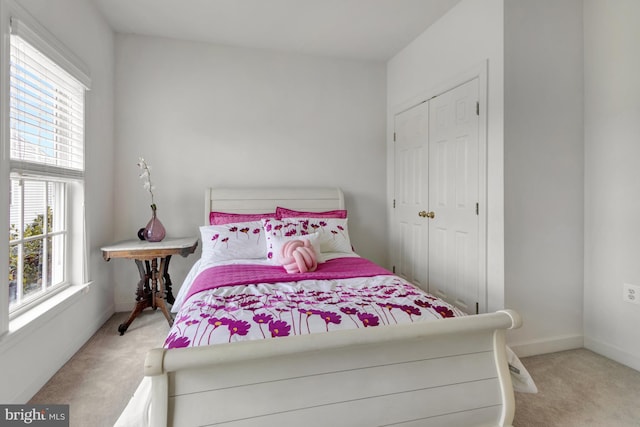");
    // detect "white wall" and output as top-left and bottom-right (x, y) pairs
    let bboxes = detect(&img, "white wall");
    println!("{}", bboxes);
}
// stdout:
(583, 0), (640, 370)
(0, 0), (115, 402)
(387, 0), (505, 312)
(113, 35), (387, 310)
(503, 0), (584, 355)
